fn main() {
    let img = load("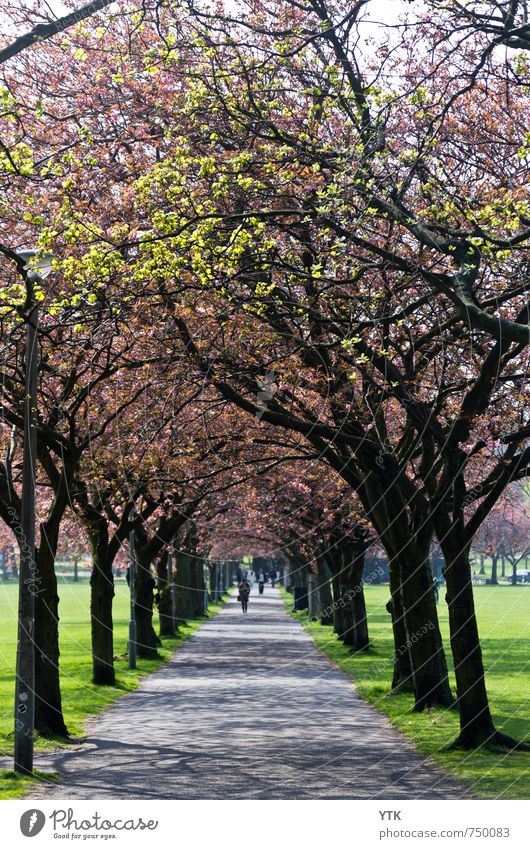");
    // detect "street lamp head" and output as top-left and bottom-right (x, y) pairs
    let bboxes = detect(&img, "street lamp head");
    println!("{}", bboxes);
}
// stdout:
(18, 249), (53, 281)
